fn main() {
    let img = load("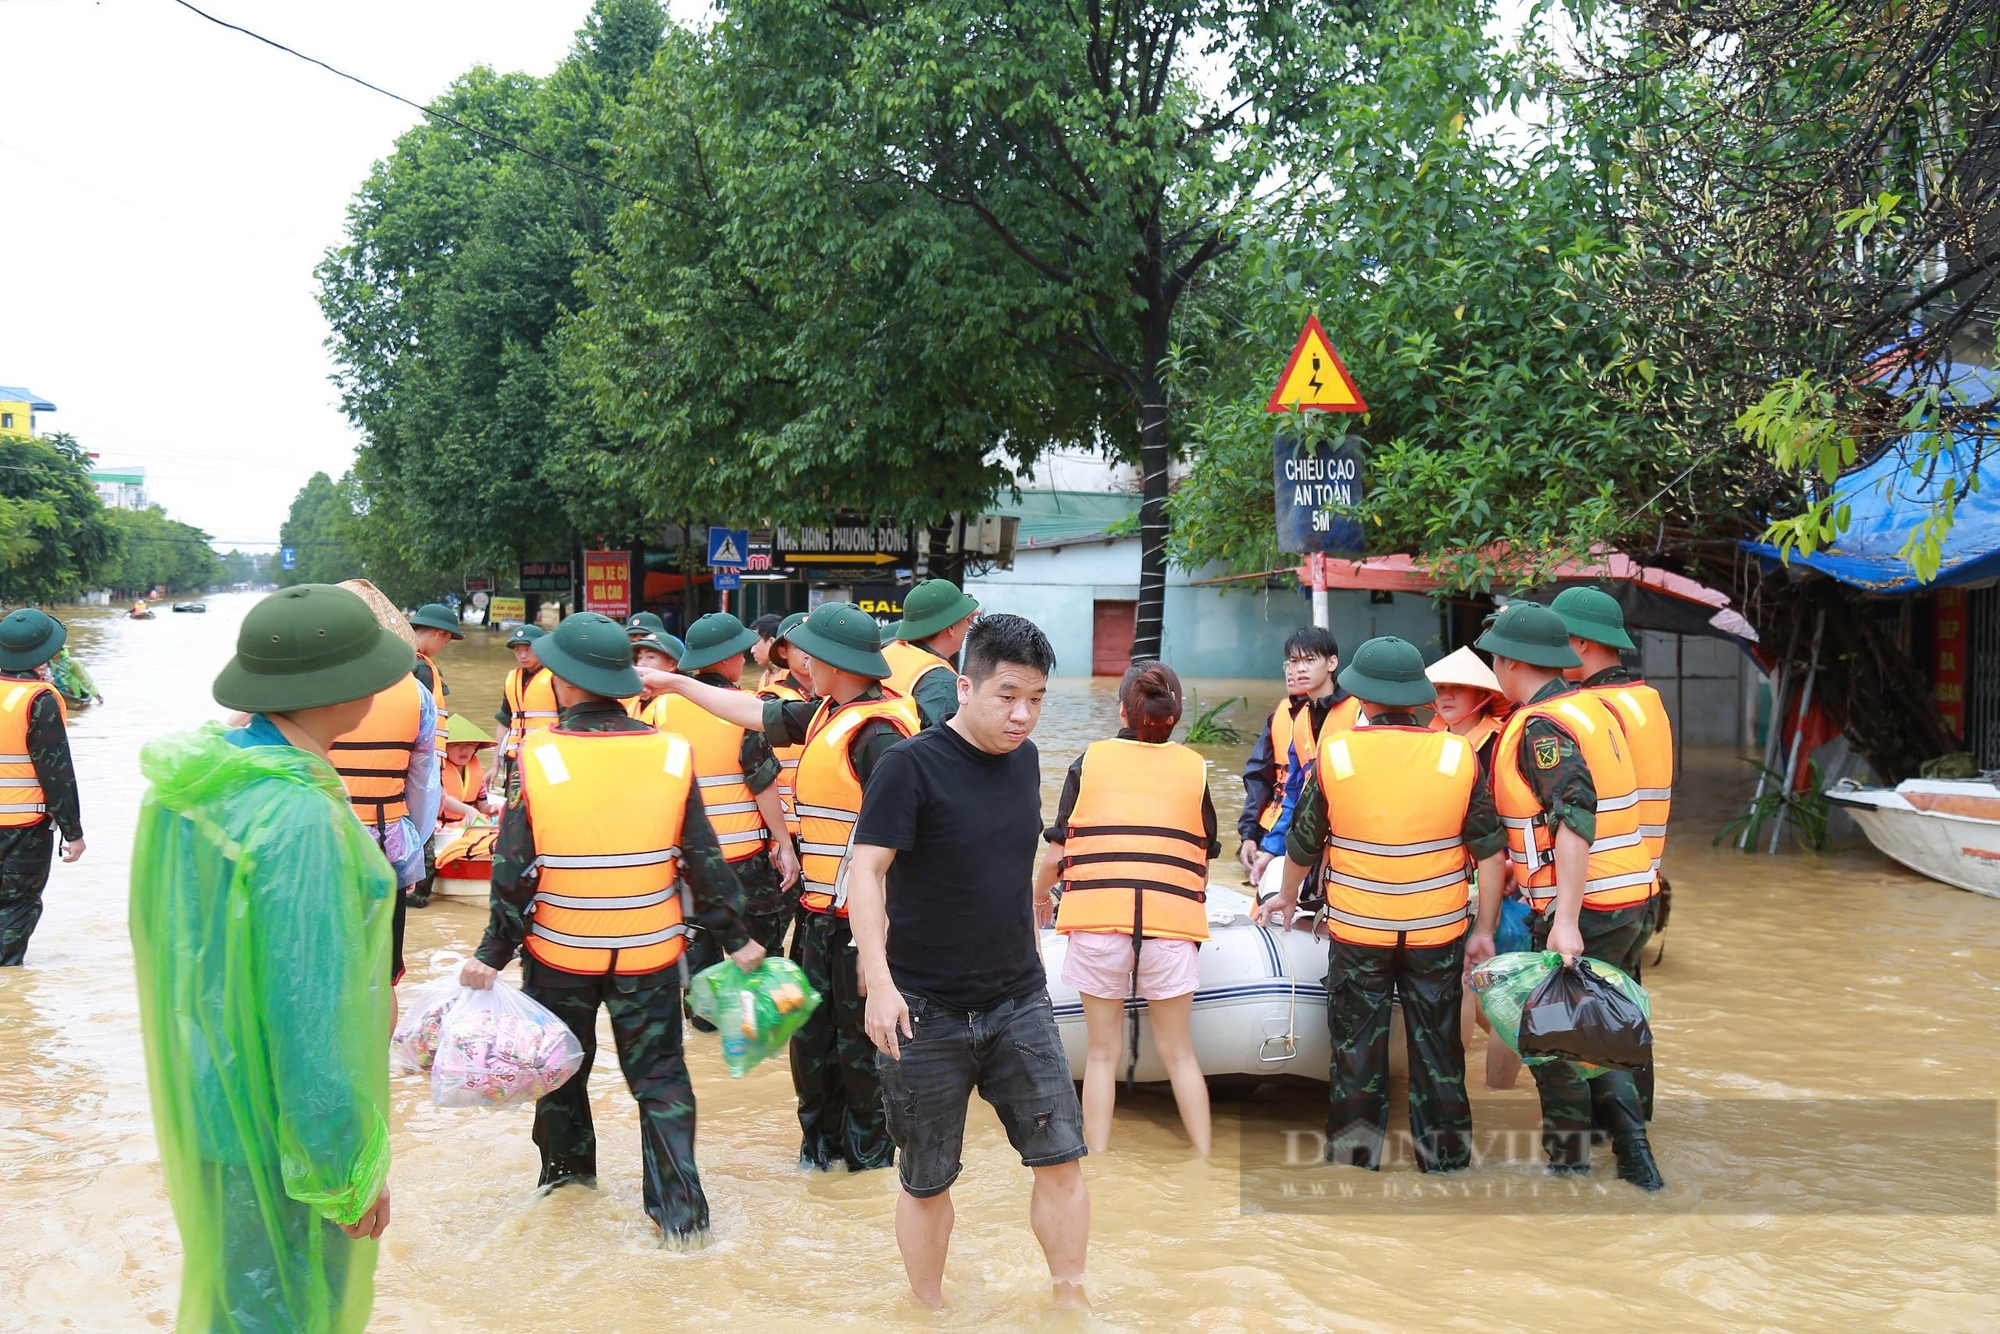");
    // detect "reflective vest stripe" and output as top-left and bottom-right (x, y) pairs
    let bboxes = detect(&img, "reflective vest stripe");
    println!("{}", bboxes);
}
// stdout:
(529, 922), (692, 950)
(1325, 833), (1465, 857)
(1636, 787), (1673, 801)
(0, 777), (43, 788)
(798, 840), (851, 858)
(1596, 791), (1640, 812)
(1326, 904), (1467, 935)
(0, 753), (31, 764)
(1492, 690), (1654, 911)
(695, 774), (739, 787)
(535, 847), (680, 869)
(702, 800), (761, 816)
(0, 802), (45, 813)
(505, 669), (559, 756)
(520, 710), (559, 719)
(1586, 870), (1658, 895)
(533, 886), (680, 911)
(714, 828), (767, 846)
(795, 802), (858, 821)
(1638, 823), (1667, 838)
(661, 692), (771, 863)
(1594, 682), (1673, 894)
(1591, 829), (1645, 853)
(1321, 867), (1469, 896)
